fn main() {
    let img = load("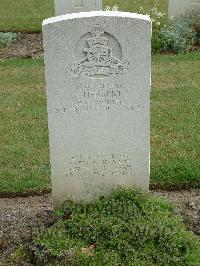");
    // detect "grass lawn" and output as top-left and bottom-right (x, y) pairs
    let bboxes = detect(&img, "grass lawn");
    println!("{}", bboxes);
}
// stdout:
(0, 60), (50, 195)
(151, 53), (200, 188)
(0, 0), (54, 33)
(0, 0), (168, 32)
(0, 53), (200, 195)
